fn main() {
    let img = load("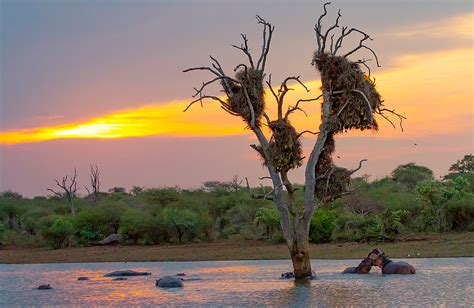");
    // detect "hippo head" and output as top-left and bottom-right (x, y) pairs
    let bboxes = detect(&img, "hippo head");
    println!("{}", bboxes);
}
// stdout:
(369, 248), (386, 268)
(355, 256), (374, 273)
